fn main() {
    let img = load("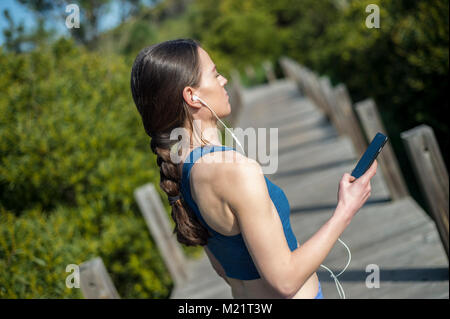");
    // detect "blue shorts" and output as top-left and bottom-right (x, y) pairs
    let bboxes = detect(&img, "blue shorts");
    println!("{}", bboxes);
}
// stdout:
(314, 281), (324, 299)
